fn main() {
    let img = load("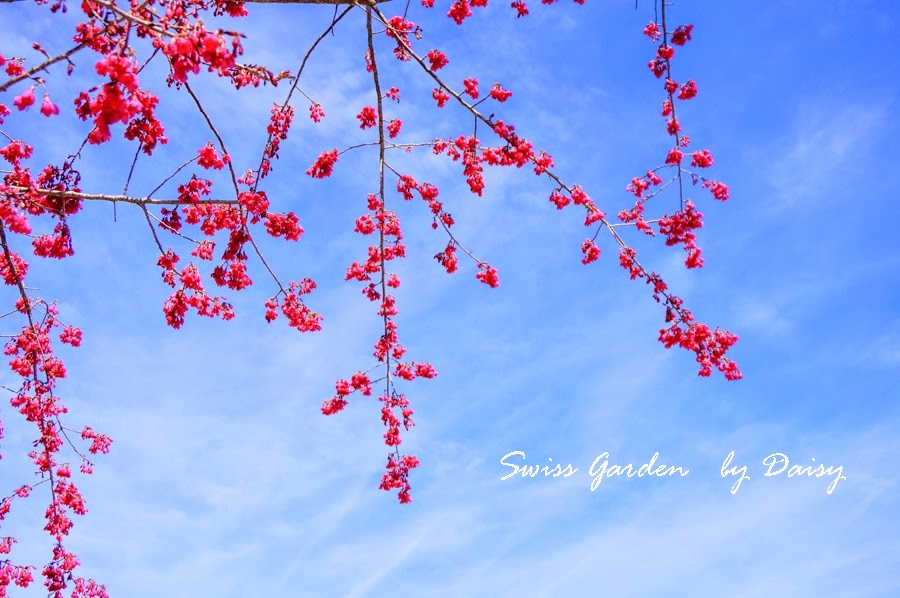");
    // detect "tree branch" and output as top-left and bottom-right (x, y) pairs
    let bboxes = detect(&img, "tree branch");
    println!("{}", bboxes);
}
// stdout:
(0, 43), (87, 94)
(8, 187), (240, 206)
